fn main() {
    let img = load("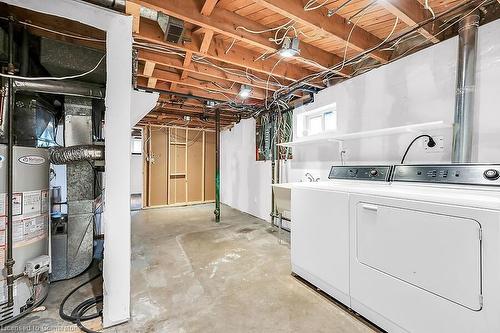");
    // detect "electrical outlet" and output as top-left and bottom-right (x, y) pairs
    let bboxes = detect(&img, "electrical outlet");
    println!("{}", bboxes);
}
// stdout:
(423, 136), (445, 153)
